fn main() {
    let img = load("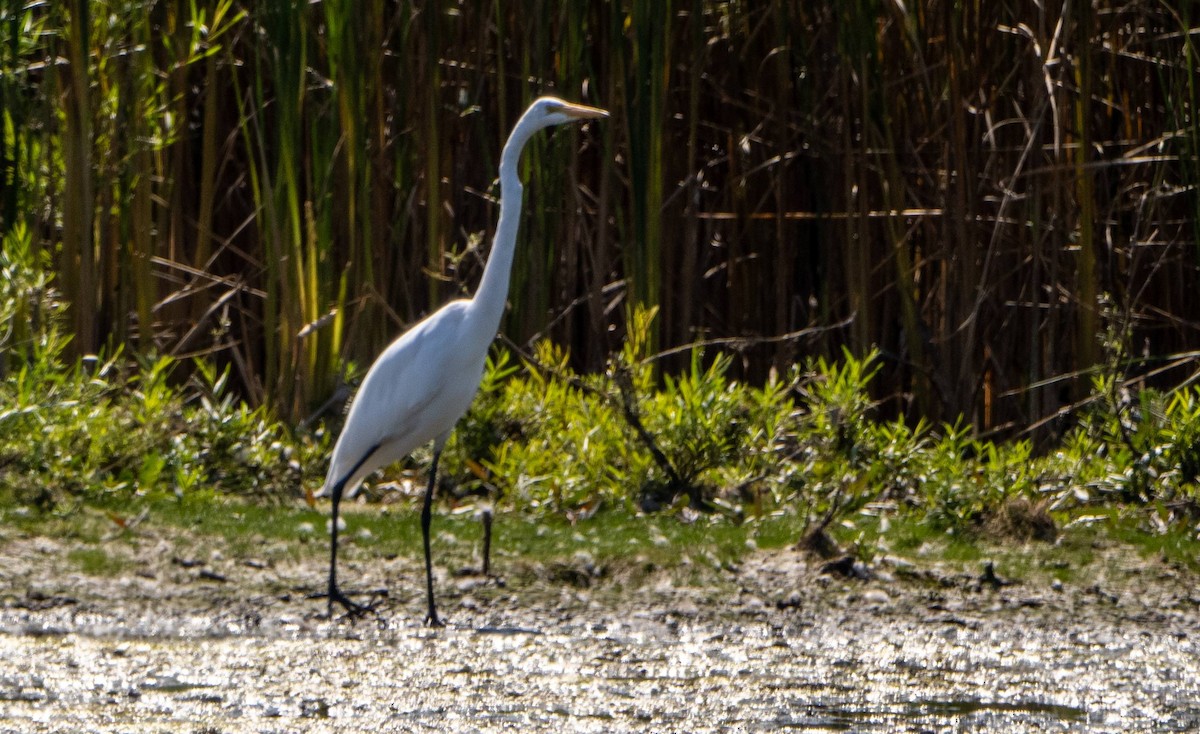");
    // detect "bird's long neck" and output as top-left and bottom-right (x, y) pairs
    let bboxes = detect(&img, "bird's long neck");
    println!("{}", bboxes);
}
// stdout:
(471, 121), (536, 338)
